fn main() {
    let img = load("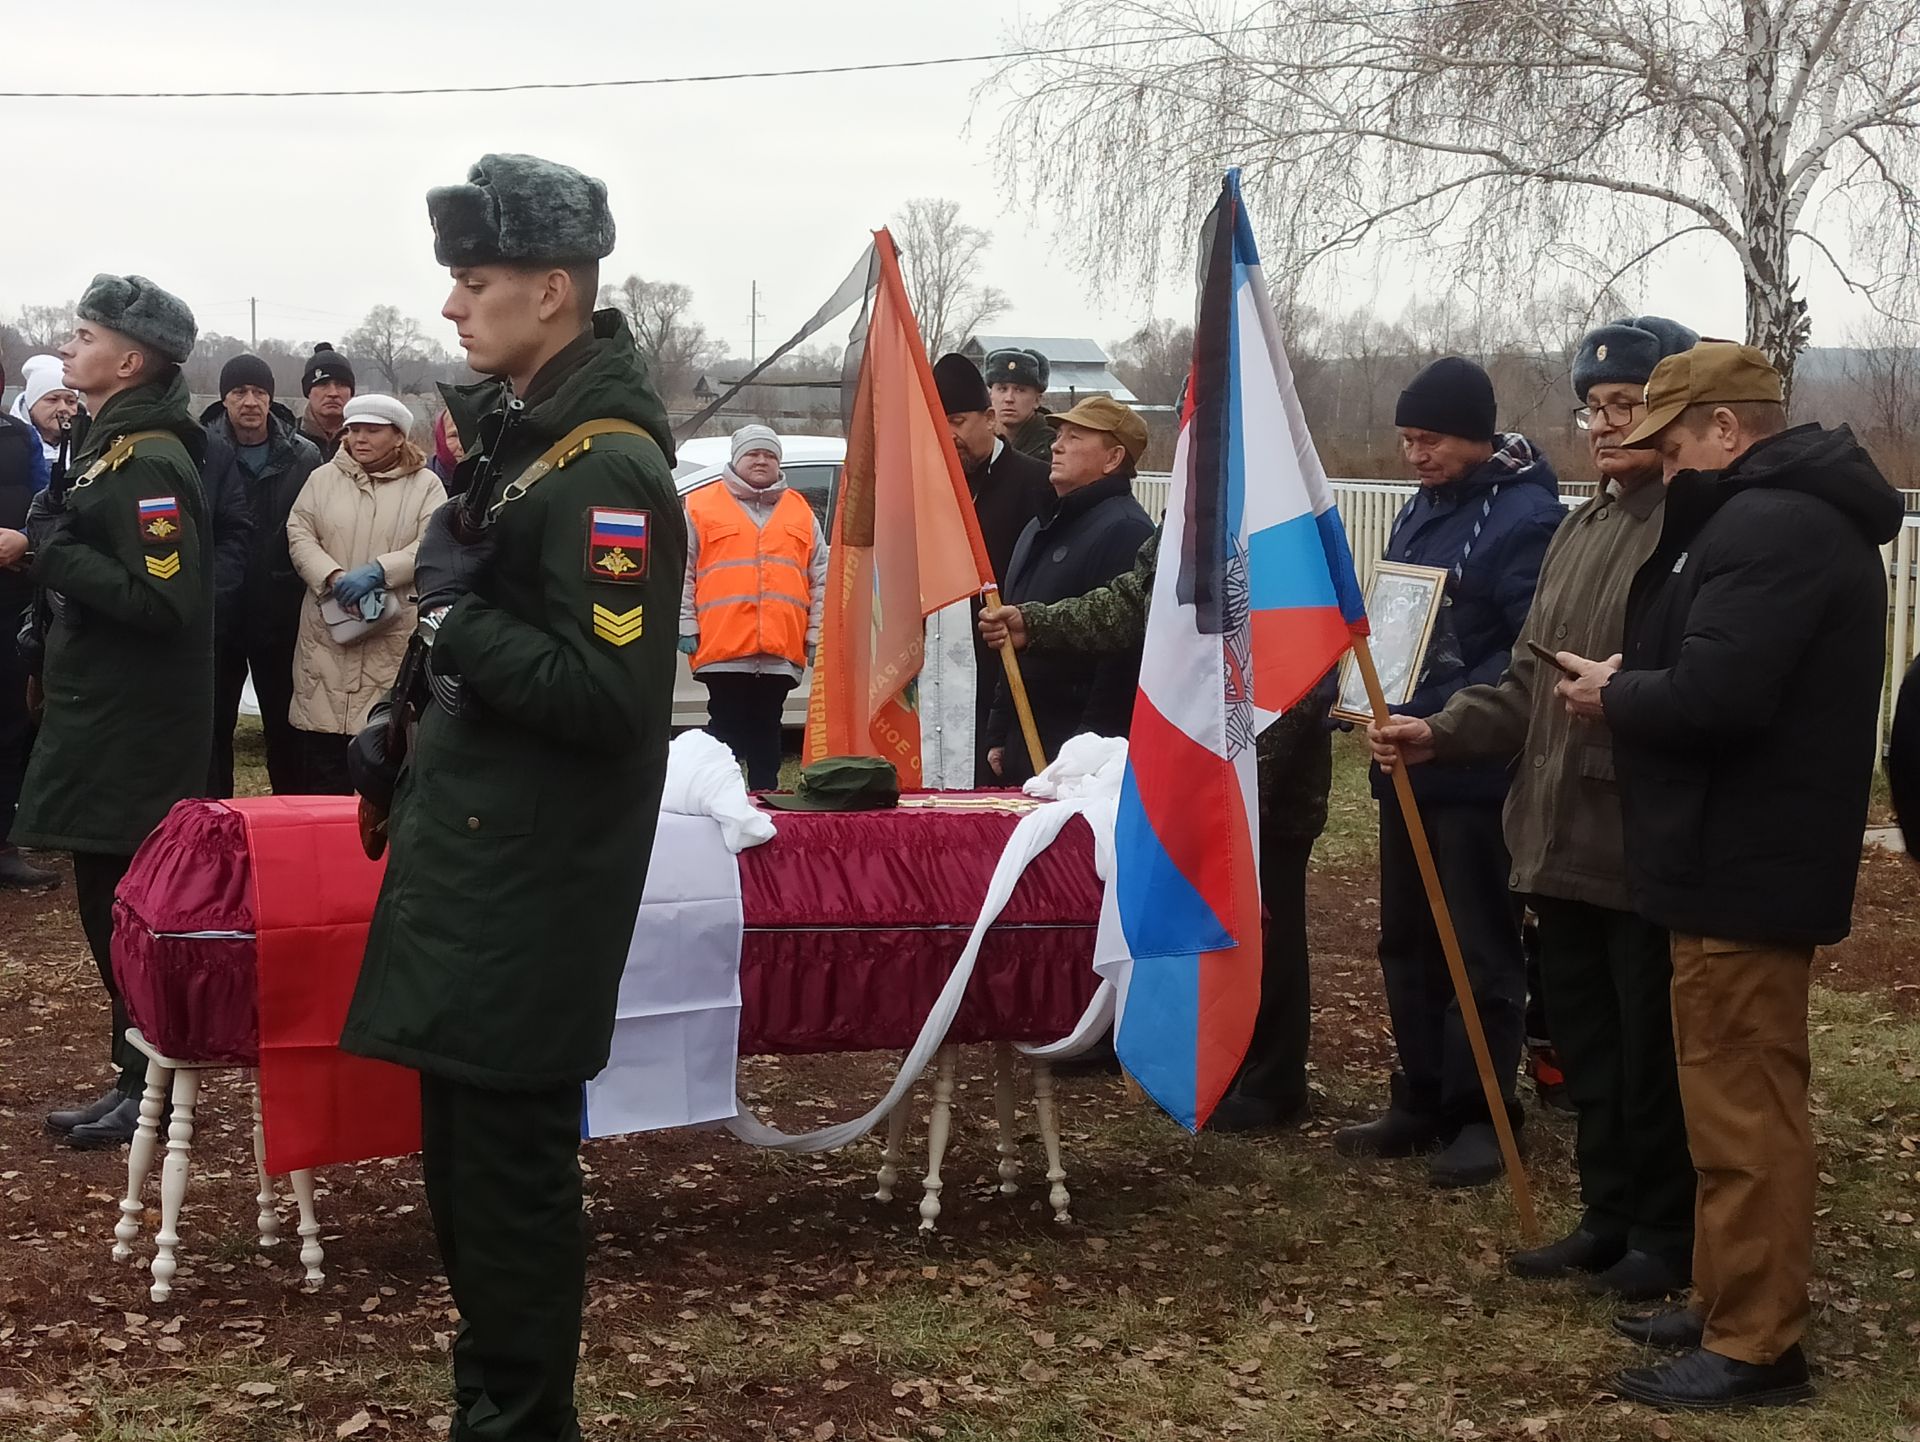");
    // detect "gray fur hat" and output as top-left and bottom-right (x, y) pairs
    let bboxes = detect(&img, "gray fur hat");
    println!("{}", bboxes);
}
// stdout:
(427, 153), (616, 267)
(1572, 316), (1699, 399)
(985, 346), (1049, 392)
(76, 273), (197, 364)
